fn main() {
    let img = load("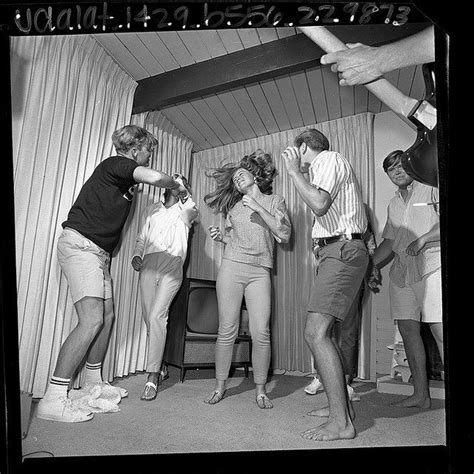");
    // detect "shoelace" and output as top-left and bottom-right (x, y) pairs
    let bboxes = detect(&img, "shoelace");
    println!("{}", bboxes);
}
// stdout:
(60, 397), (76, 415)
